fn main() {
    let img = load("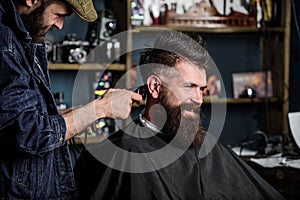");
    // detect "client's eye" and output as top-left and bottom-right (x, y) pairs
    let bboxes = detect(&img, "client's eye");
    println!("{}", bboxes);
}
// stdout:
(184, 84), (193, 88)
